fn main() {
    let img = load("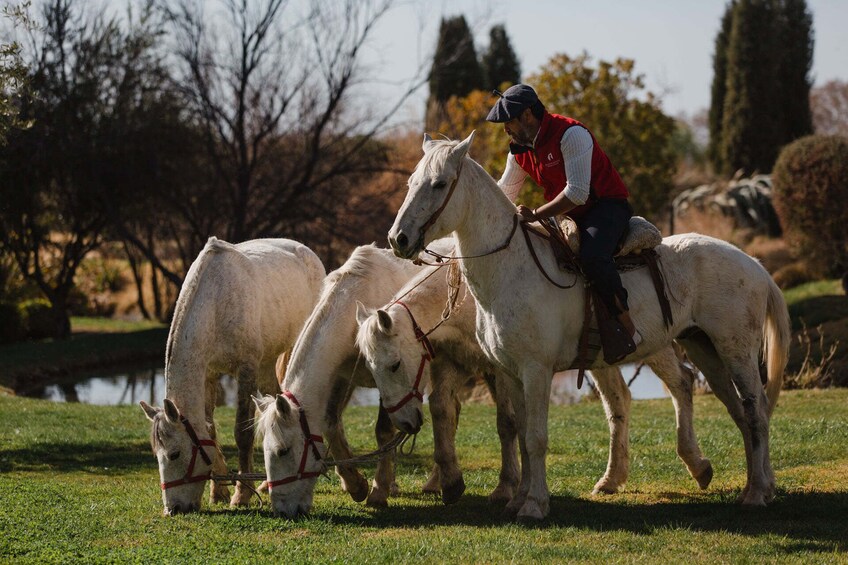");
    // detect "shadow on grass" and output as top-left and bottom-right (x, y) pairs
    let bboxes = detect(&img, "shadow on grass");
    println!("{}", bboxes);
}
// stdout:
(0, 440), (152, 474)
(305, 491), (848, 553)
